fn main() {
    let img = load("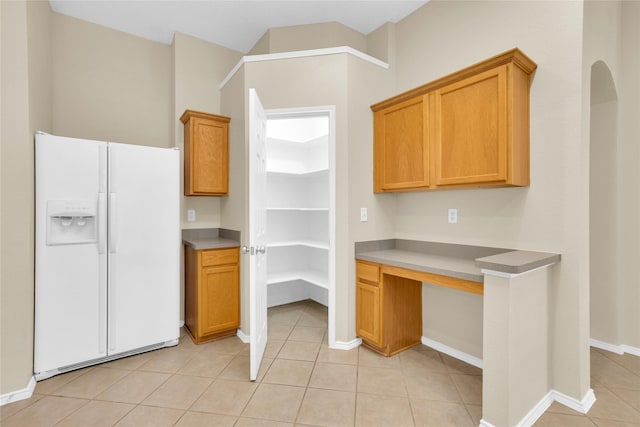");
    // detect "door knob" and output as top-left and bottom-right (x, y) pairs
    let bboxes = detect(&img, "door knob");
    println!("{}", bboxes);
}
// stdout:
(256, 246), (266, 254)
